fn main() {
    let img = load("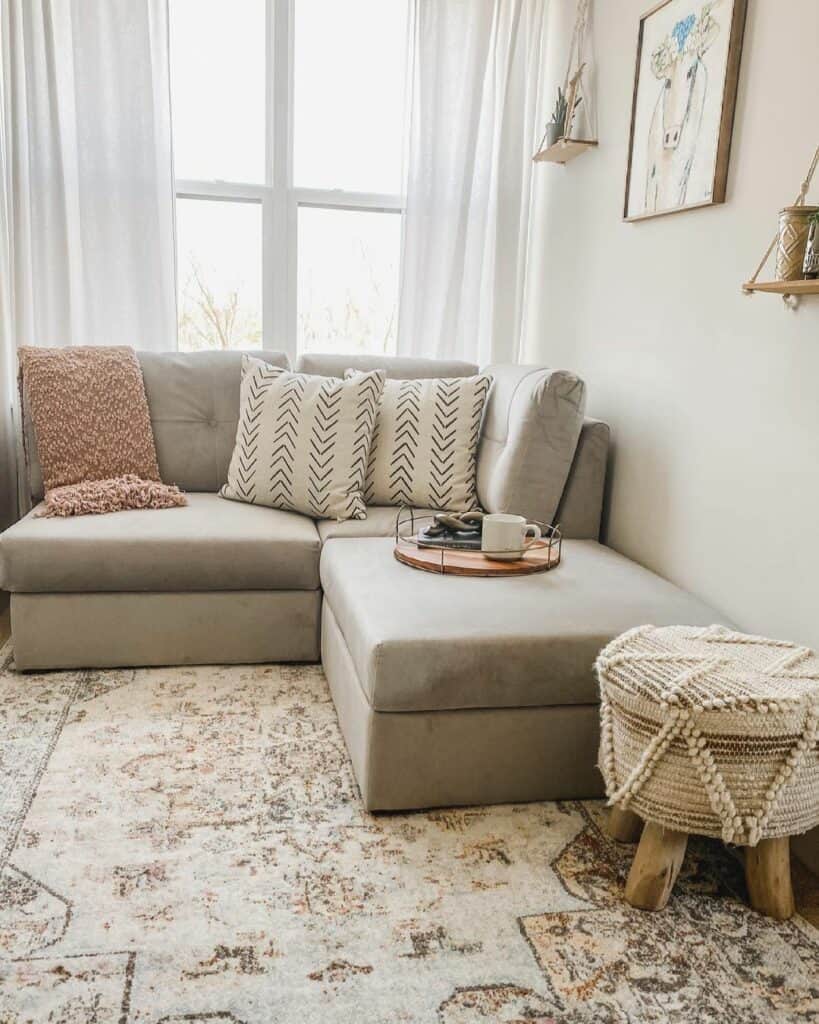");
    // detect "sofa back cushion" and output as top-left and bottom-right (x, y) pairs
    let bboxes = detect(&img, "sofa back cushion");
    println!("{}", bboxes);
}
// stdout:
(476, 364), (586, 527)
(296, 352), (478, 380)
(24, 349), (290, 499)
(23, 351), (593, 525)
(302, 355), (590, 527)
